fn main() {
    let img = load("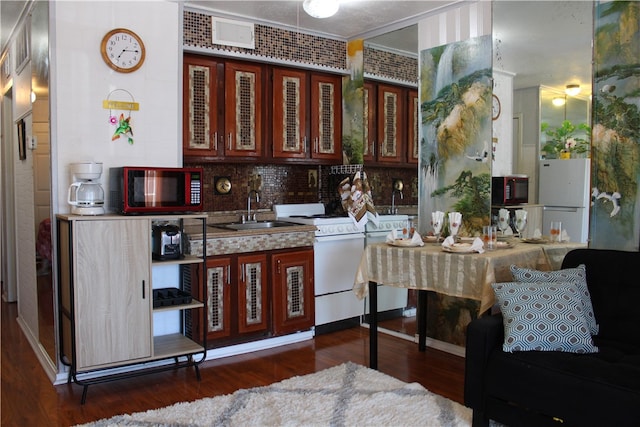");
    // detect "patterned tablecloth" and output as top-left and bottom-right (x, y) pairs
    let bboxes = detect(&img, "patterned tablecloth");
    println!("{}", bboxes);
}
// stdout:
(354, 241), (586, 314)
